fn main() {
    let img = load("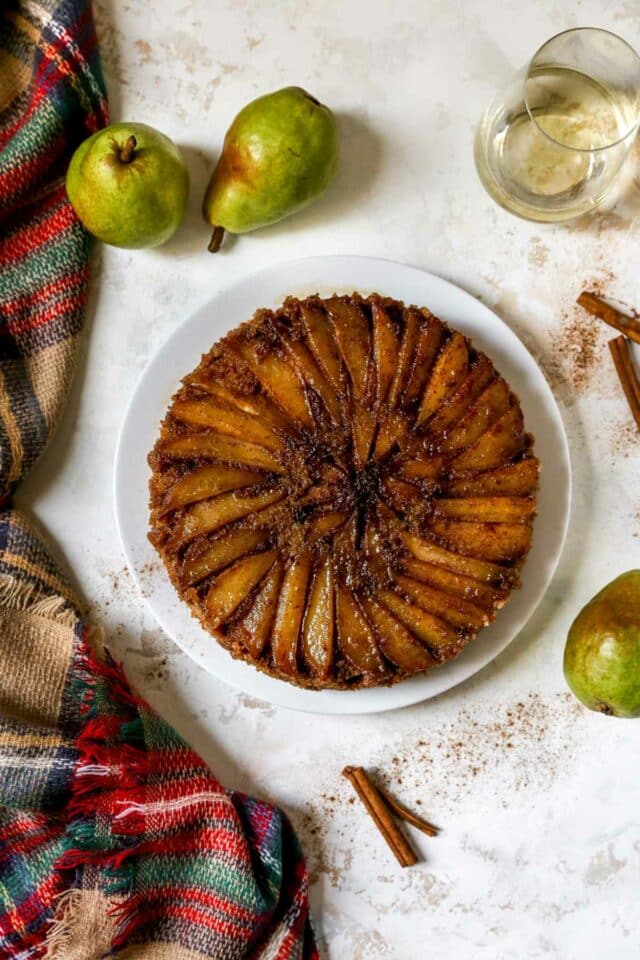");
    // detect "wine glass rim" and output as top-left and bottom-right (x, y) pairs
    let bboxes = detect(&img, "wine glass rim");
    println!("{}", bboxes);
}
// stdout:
(524, 26), (640, 152)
